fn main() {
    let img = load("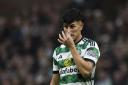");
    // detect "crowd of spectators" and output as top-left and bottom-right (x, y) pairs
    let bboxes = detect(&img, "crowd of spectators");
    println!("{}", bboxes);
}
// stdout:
(0, 0), (128, 85)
